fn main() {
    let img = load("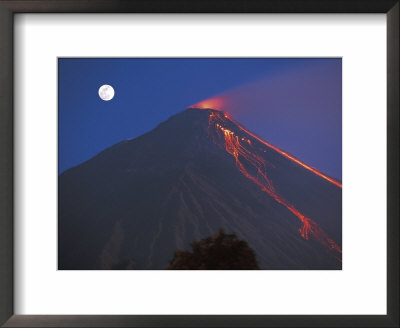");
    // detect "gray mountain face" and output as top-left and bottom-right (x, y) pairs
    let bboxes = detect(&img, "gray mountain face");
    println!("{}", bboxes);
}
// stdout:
(58, 108), (342, 270)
